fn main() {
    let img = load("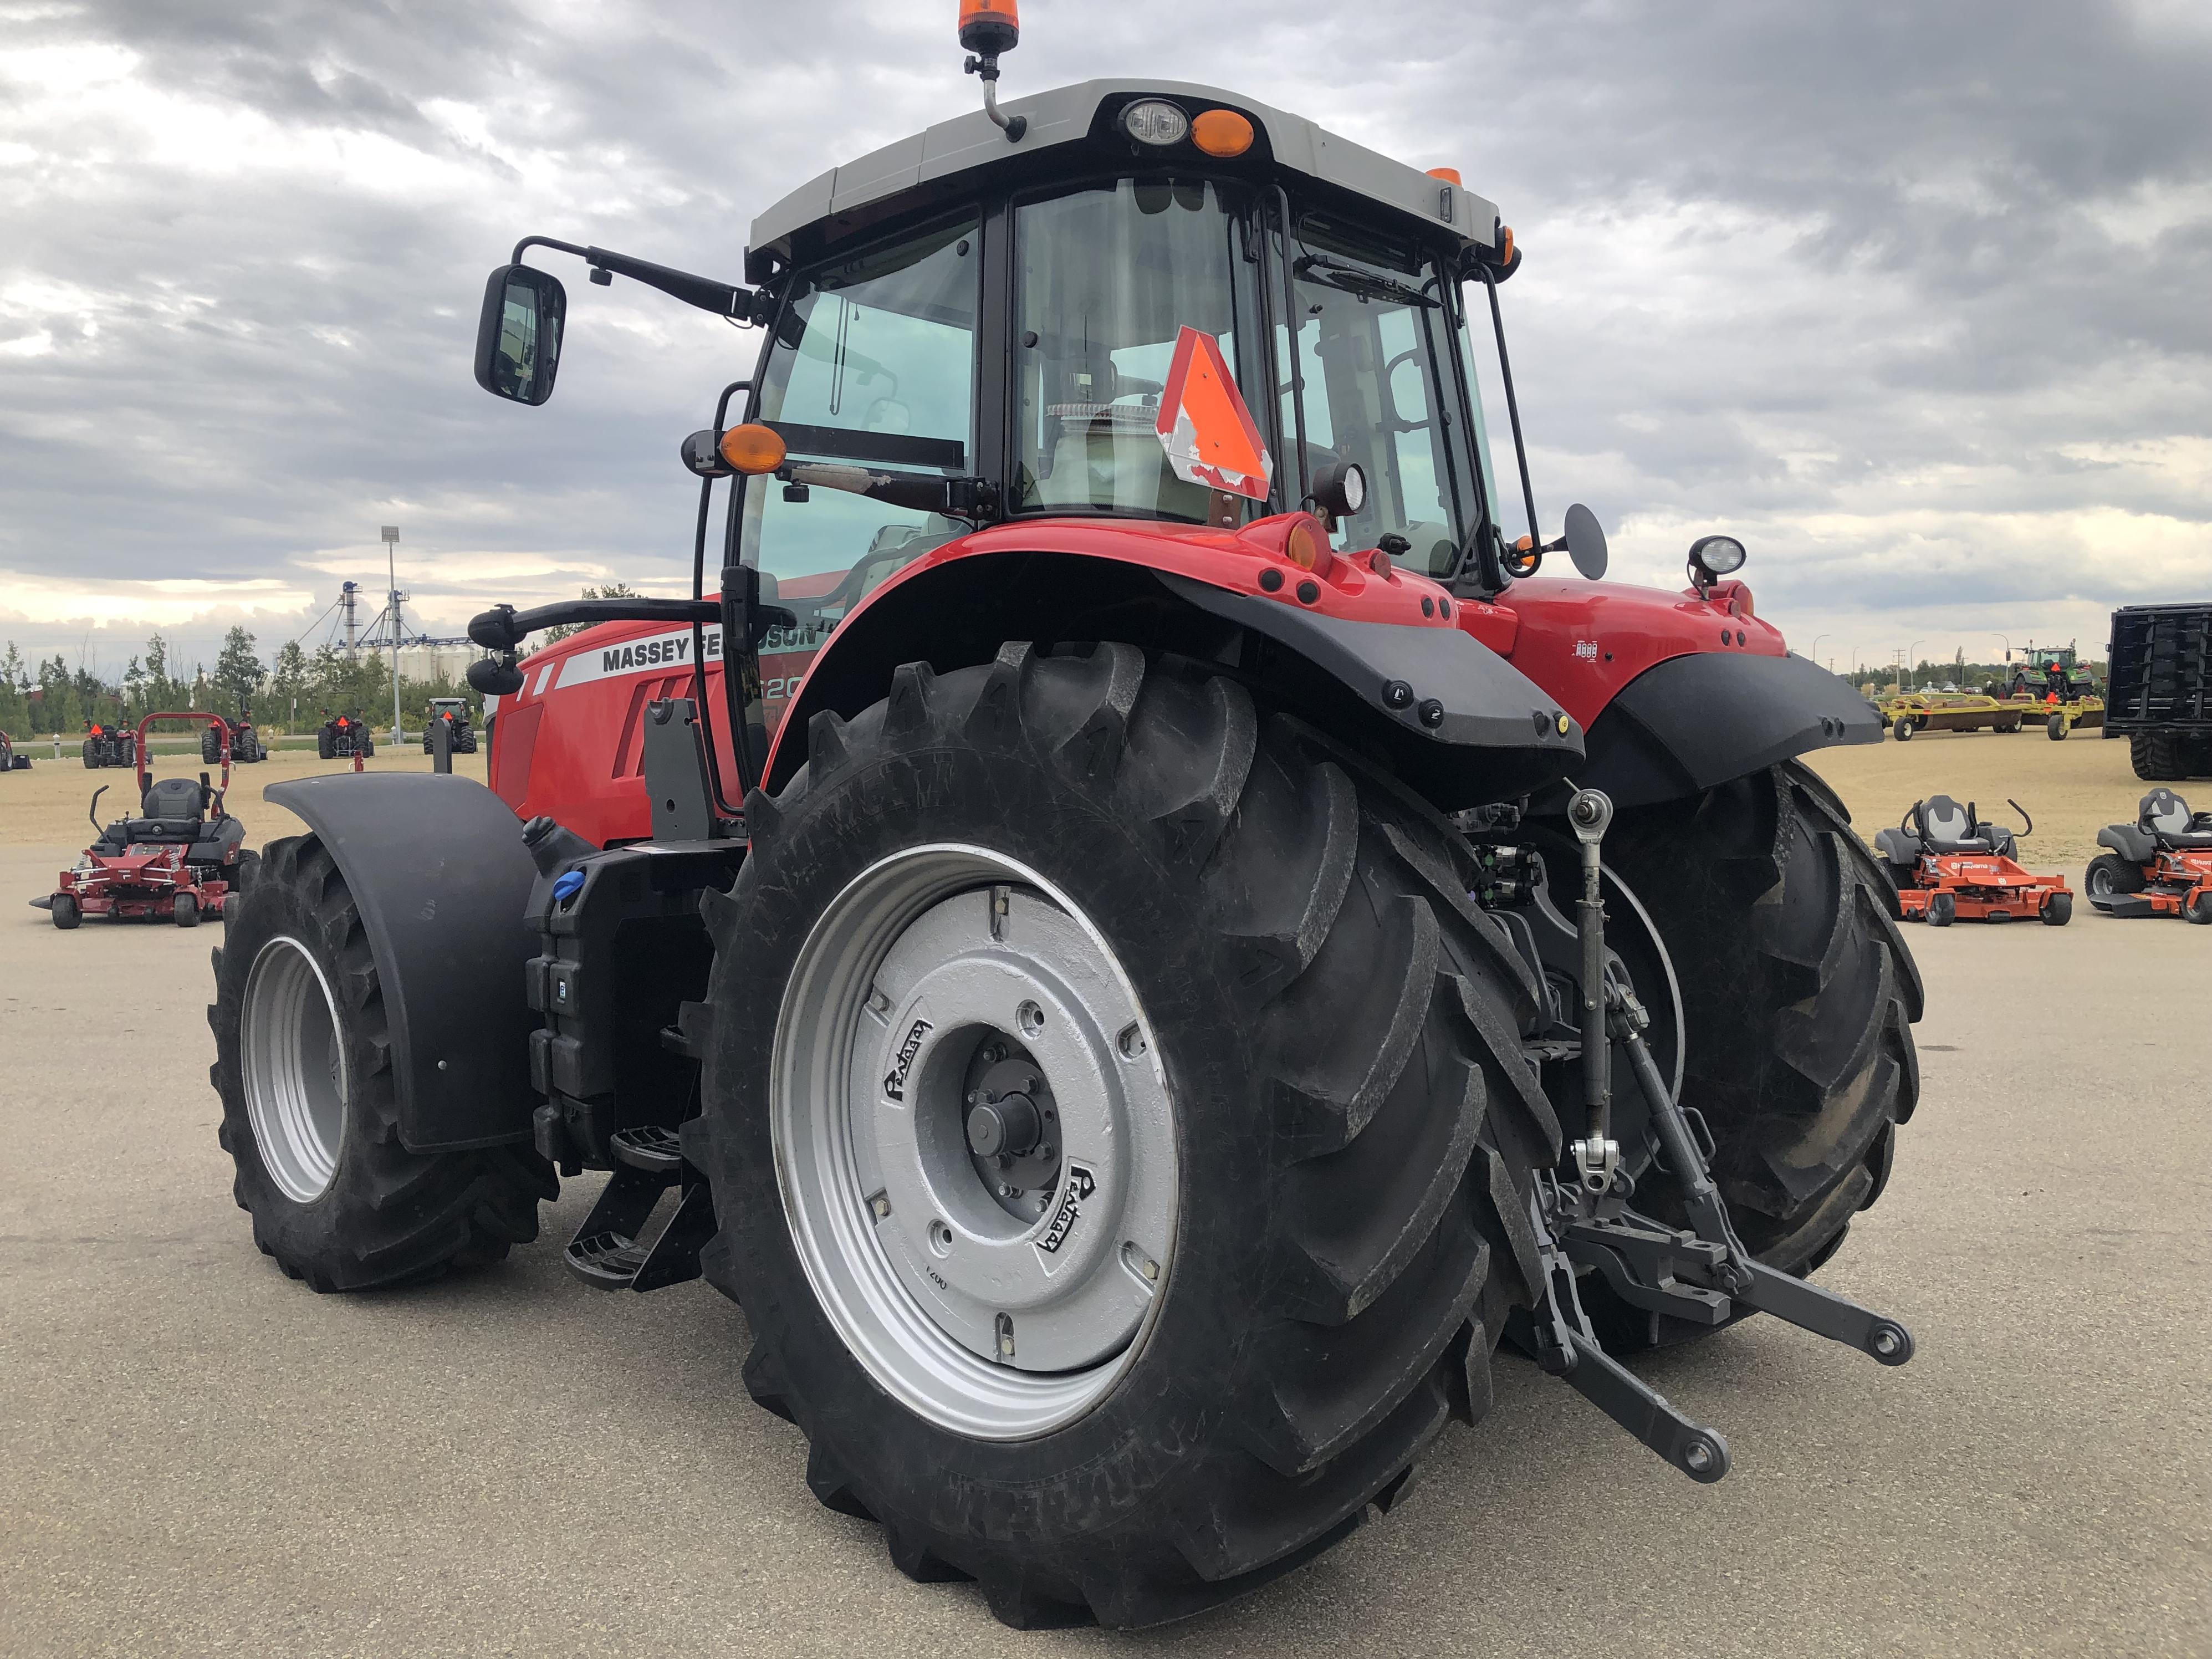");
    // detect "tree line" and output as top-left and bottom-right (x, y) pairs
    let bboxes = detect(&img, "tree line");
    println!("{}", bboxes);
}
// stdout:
(0, 626), (482, 741)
